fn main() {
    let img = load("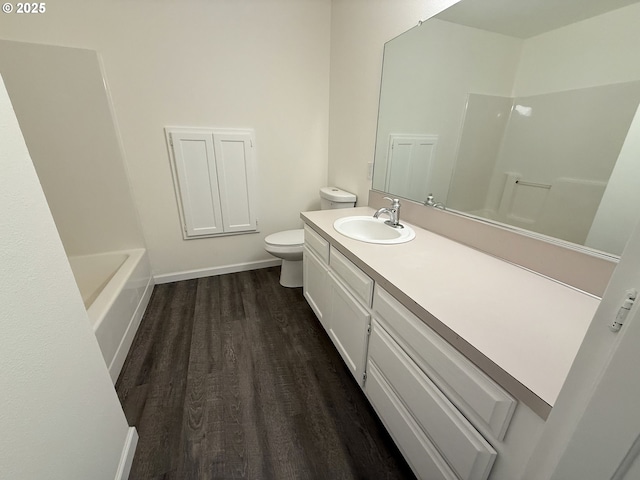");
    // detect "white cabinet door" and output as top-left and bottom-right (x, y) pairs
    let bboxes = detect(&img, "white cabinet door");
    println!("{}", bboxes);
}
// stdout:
(213, 131), (257, 233)
(166, 127), (257, 238)
(303, 246), (329, 331)
(385, 134), (438, 201)
(327, 272), (371, 386)
(169, 131), (224, 237)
